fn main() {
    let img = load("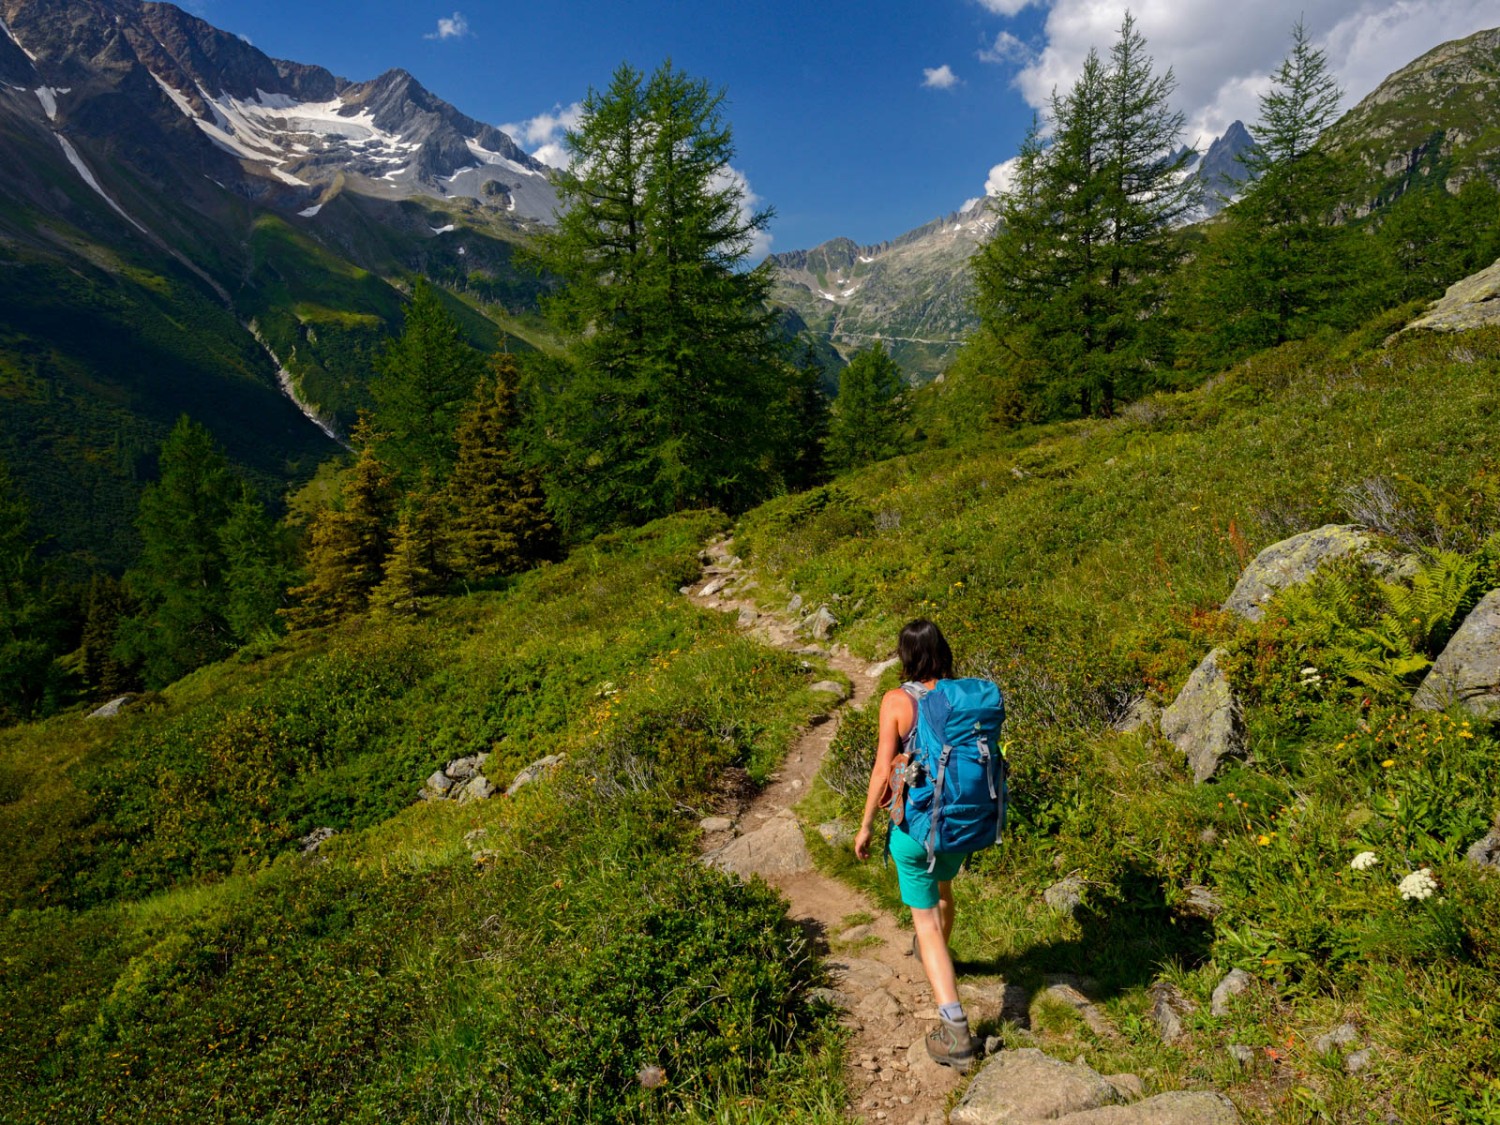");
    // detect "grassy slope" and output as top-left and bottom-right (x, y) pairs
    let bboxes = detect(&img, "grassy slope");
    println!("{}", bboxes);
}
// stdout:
(0, 510), (847, 1122)
(739, 325), (1500, 1123)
